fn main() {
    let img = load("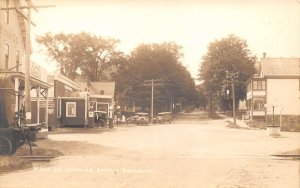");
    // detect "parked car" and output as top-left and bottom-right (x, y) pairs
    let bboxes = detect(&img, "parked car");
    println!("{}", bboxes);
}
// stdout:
(135, 112), (150, 125)
(94, 111), (107, 127)
(153, 112), (172, 124)
(126, 115), (140, 124)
